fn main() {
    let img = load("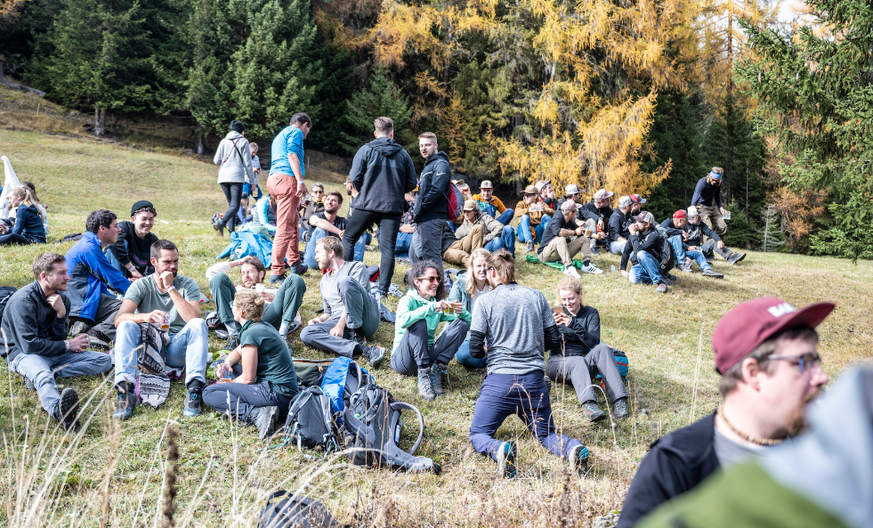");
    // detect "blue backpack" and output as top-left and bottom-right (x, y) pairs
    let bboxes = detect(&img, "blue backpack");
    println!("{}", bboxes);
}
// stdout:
(595, 348), (629, 382)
